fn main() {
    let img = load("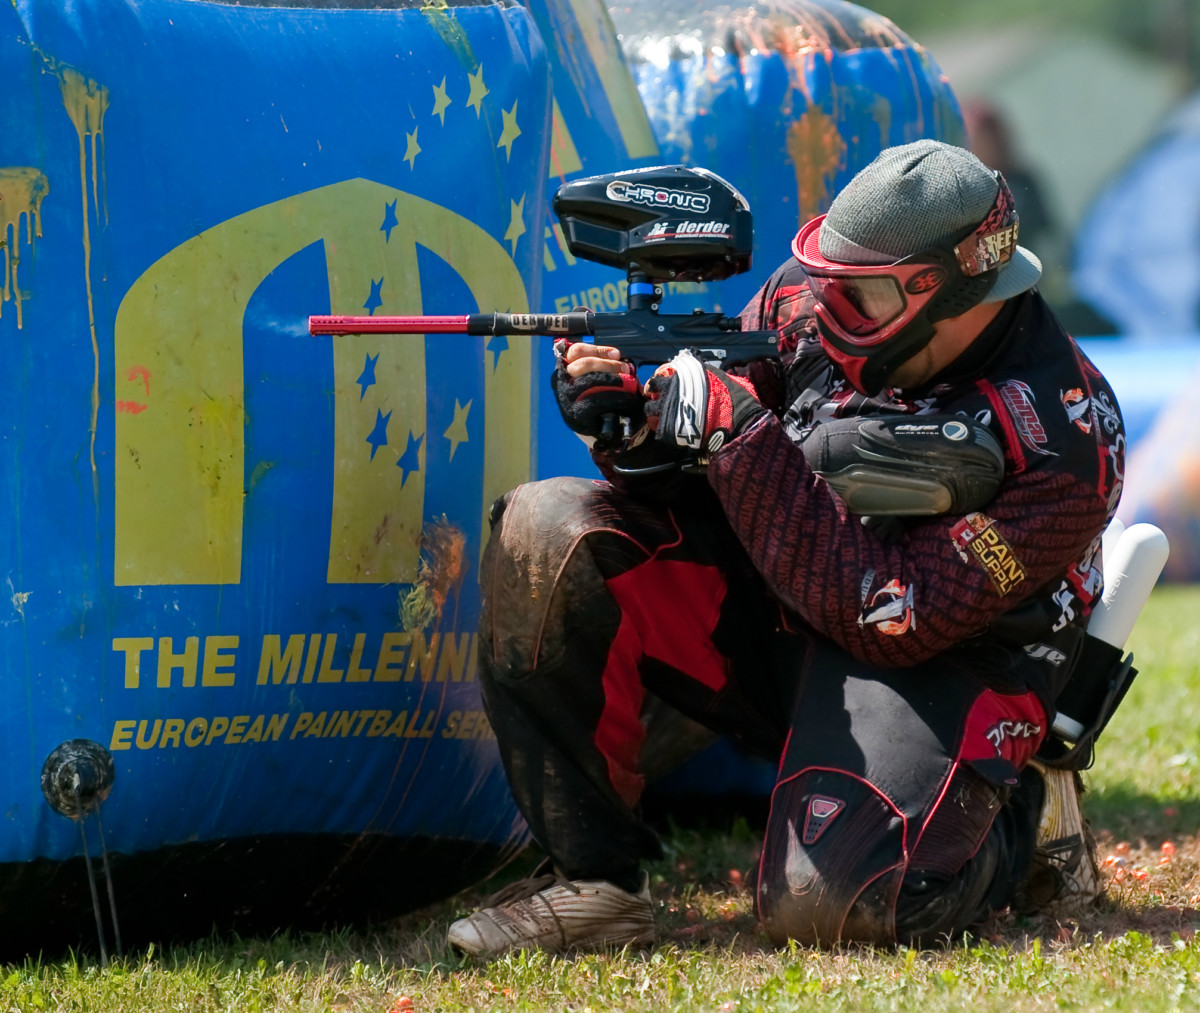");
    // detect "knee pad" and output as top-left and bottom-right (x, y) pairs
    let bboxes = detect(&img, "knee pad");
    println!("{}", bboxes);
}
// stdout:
(480, 477), (617, 680)
(756, 764), (1008, 947)
(480, 477), (690, 681)
(756, 769), (906, 946)
(757, 660), (1036, 946)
